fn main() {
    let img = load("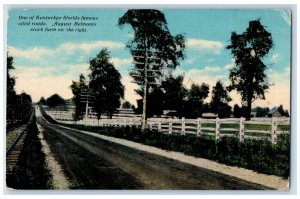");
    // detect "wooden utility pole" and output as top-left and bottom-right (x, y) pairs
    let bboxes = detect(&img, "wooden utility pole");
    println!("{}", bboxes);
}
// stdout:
(141, 44), (148, 130)
(131, 46), (161, 131)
